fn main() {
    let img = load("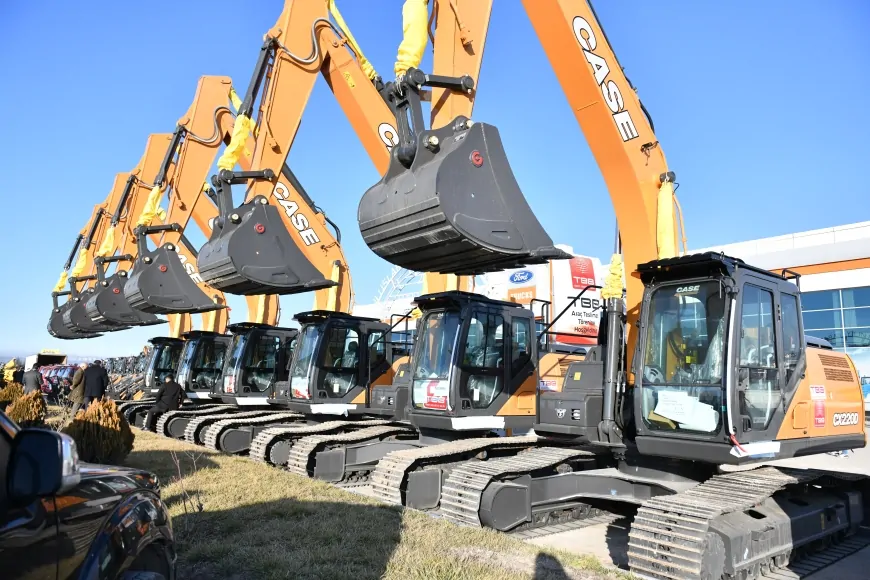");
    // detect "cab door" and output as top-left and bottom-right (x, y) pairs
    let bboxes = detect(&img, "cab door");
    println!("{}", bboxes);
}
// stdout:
(314, 322), (362, 399)
(734, 275), (786, 442)
(453, 307), (509, 416)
